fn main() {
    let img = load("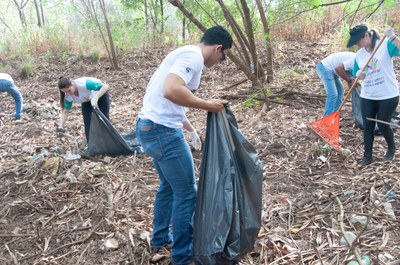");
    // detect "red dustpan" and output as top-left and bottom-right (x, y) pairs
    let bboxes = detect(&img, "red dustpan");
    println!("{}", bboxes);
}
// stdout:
(308, 36), (386, 150)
